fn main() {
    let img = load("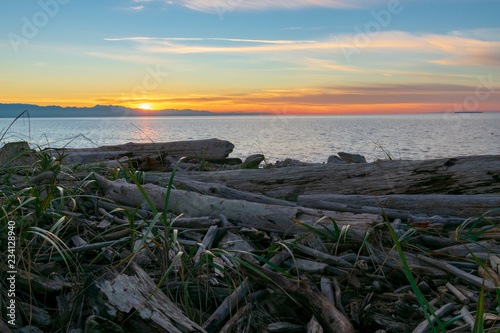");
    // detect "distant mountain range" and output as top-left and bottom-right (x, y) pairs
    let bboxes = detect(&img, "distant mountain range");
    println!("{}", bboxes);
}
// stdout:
(0, 103), (266, 117)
